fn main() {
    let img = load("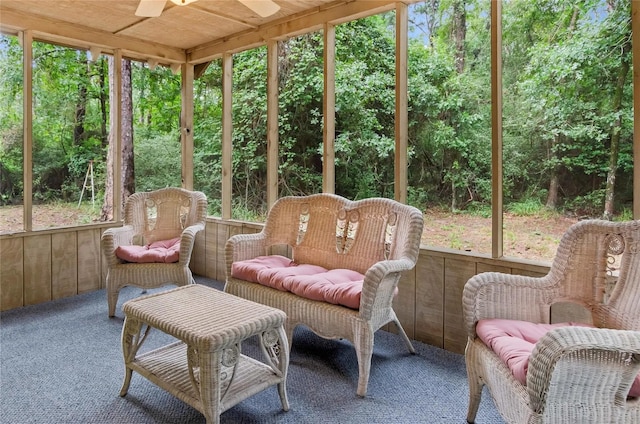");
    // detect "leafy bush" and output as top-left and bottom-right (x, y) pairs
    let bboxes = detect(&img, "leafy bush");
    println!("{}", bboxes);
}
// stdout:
(505, 198), (545, 216)
(134, 134), (182, 191)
